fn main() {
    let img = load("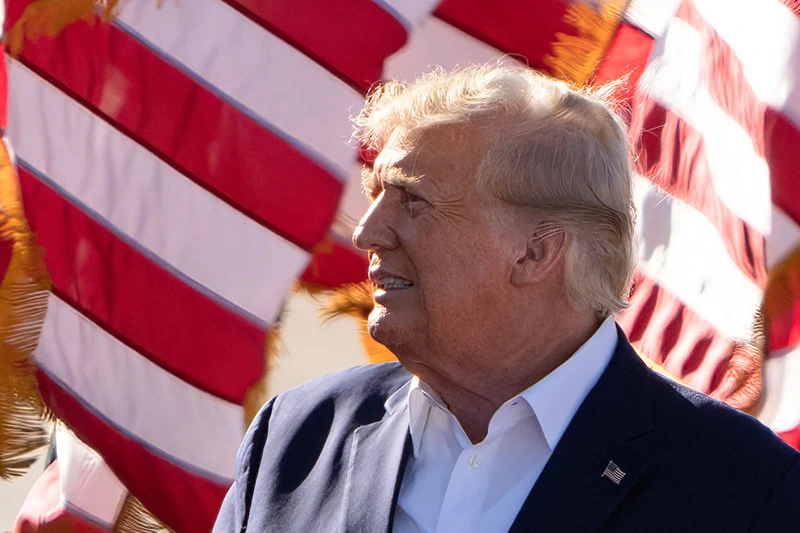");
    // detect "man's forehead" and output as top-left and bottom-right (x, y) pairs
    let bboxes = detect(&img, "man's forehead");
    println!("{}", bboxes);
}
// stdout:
(364, 126), (488, 194)
(366, 139), (422, 189)
(373, 142), (412, 176)
(372, 128), (465, 175)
